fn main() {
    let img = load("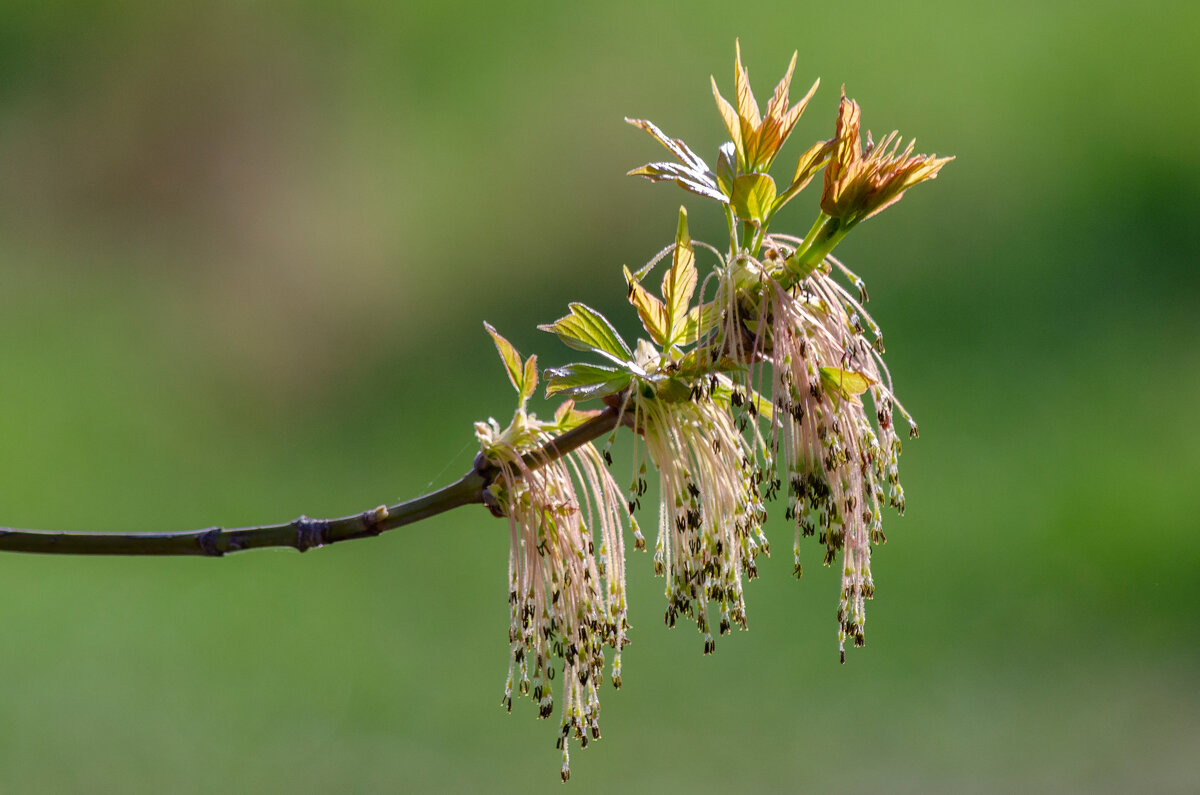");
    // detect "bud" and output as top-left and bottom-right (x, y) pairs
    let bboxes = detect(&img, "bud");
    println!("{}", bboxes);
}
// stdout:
(821, 88), (953, 228)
